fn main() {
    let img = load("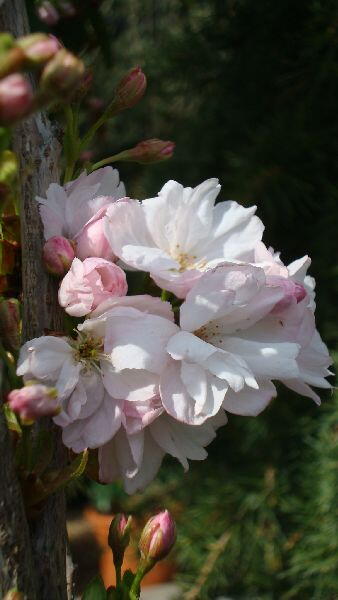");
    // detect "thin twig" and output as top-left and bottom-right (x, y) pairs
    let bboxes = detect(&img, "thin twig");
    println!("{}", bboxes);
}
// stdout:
(183, 530), (231, 600)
